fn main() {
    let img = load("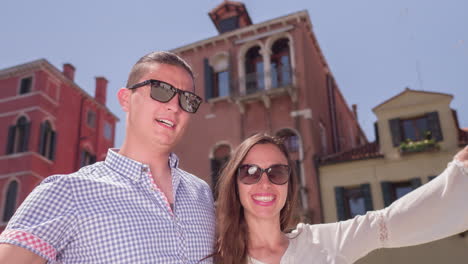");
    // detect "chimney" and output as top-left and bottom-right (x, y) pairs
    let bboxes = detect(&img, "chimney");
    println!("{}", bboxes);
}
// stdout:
(95, 77), (108, 105)
(63, 63), (76, 81)
(352, 104), (358, 120)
